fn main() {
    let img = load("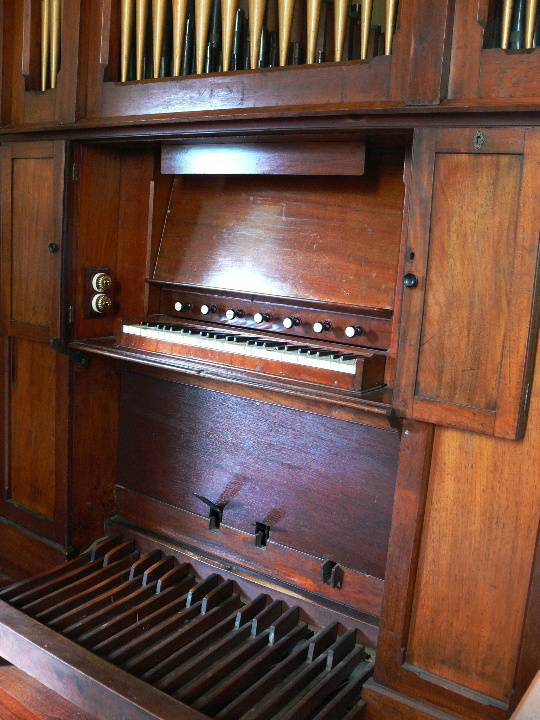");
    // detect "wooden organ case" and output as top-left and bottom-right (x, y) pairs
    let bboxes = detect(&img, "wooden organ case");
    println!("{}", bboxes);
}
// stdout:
(0, 2), (539, 720)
